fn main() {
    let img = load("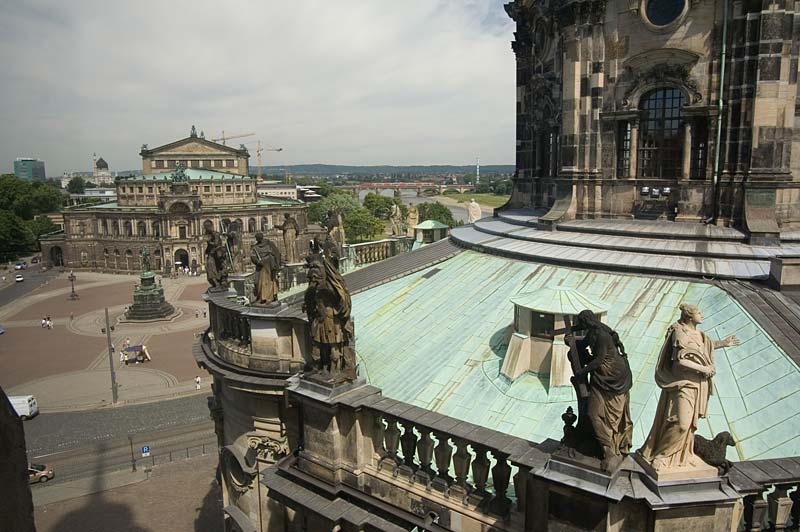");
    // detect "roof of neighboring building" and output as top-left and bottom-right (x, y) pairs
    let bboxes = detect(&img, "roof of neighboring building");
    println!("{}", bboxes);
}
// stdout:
(351, 249), (800, 462)
(119, 168), (250, 182)
(140, 136), (248, 156)
(510, 286), (608, 315)
(75, 195), (300, 211)
(414, 220), (449, 230)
